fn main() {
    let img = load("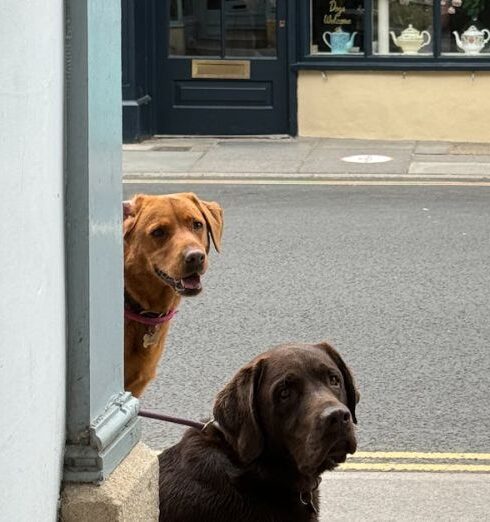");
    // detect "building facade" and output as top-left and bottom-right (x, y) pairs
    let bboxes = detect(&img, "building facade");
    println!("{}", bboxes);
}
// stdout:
(1, 2), (65, 520)
(1, 1), (141, 519)
(122, 0), (490, 143)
